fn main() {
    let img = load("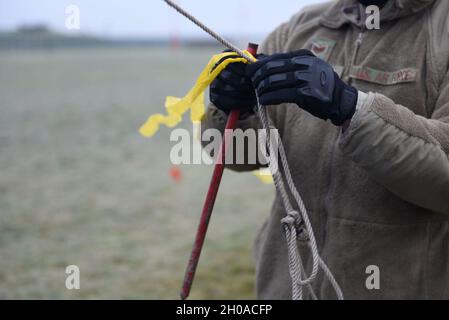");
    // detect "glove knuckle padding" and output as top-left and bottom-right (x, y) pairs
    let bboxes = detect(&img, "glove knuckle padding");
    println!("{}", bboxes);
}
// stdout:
(251, 54), (335, 108)
(248, 49), (357, 125)
(295, 57), (335, 103)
